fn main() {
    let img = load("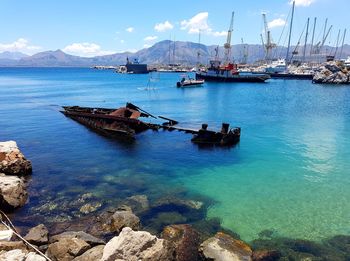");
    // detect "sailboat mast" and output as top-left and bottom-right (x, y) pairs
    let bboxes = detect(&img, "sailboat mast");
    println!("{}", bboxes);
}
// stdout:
(334, 29), (341, 59)
(286, 0), (295, 64)
(173, 36), (176, 64)
(310, 17), (317, 56)
(197, 30), (201, 67)
(303, 18), (310, 63)
(339, 29), (347, 59)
